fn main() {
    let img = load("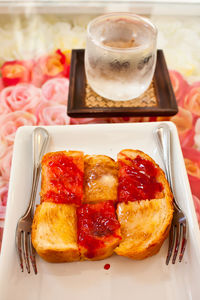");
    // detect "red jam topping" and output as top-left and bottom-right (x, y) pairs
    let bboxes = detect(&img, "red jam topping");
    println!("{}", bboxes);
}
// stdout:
(104, 264), (110, 270)
(118, 154), (163, 202)
(77, 201), (120, 258)
(43, 153), (83, 205)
